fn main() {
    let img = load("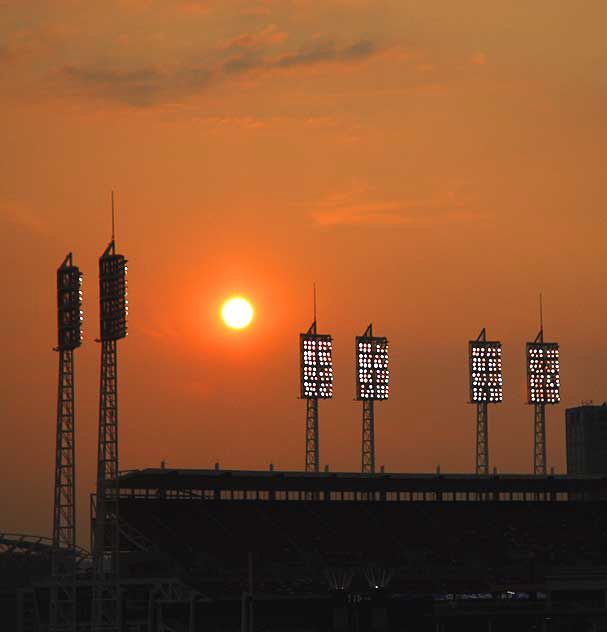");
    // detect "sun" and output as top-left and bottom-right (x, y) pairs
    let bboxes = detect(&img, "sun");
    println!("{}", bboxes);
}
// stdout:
(221, 297), (254, 329)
